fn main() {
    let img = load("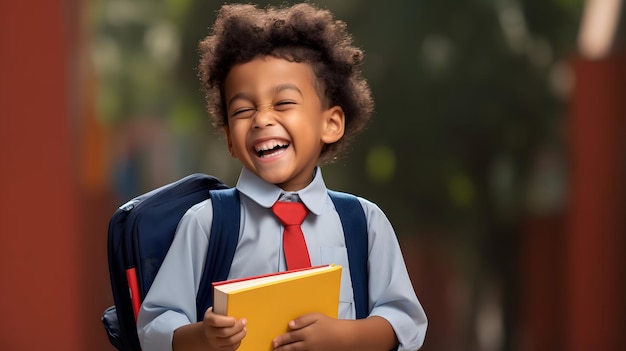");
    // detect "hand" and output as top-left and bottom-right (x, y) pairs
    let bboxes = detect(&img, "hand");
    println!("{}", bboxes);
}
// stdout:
(272, 313), (346, 351)
(203, 307), (247, 351)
